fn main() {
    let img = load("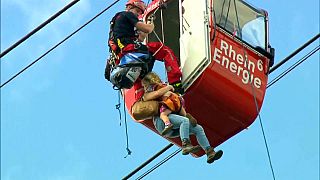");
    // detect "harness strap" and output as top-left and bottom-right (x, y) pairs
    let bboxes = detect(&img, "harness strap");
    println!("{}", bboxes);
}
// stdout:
(117, 62), (145, 68)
